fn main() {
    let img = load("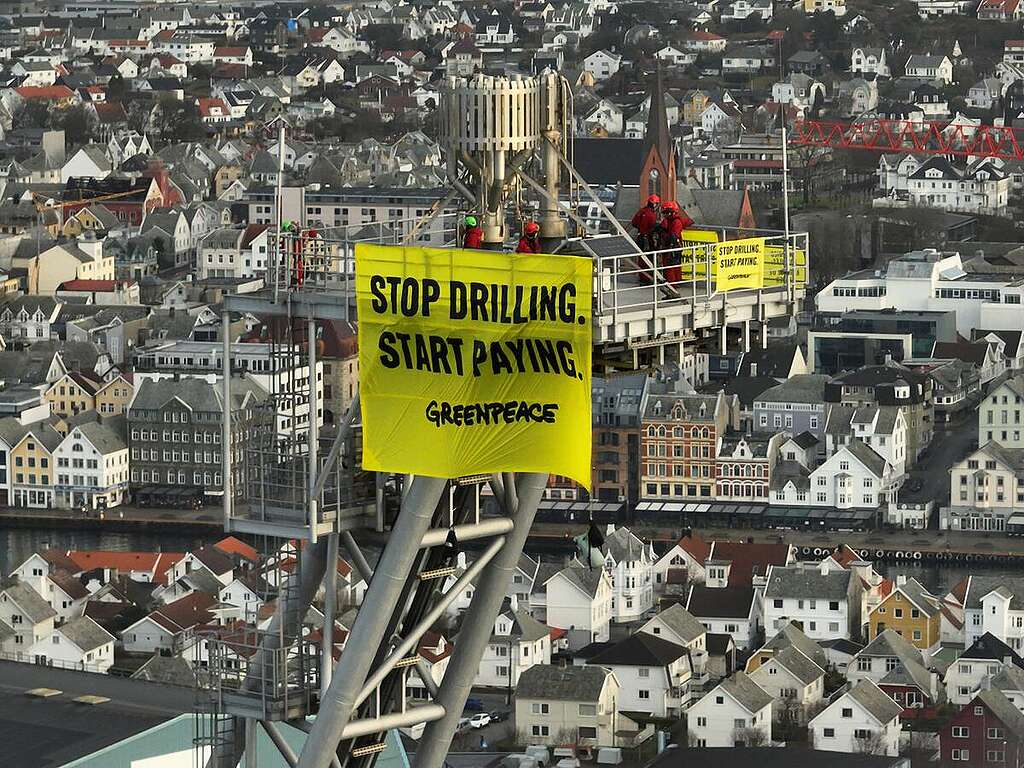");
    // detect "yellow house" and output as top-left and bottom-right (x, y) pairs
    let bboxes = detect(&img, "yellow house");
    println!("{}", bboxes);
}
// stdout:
(62, 205), (121, 237)
(868, 578), (941, 653)
(8, 421), (61, 508)
(44, 371), (105, 418)
(96, 375), (134, 416)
